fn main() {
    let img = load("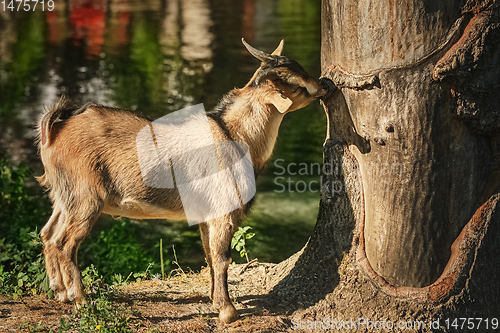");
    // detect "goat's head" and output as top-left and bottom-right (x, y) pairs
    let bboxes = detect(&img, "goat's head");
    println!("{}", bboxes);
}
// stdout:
(242, 38), (327, 114)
